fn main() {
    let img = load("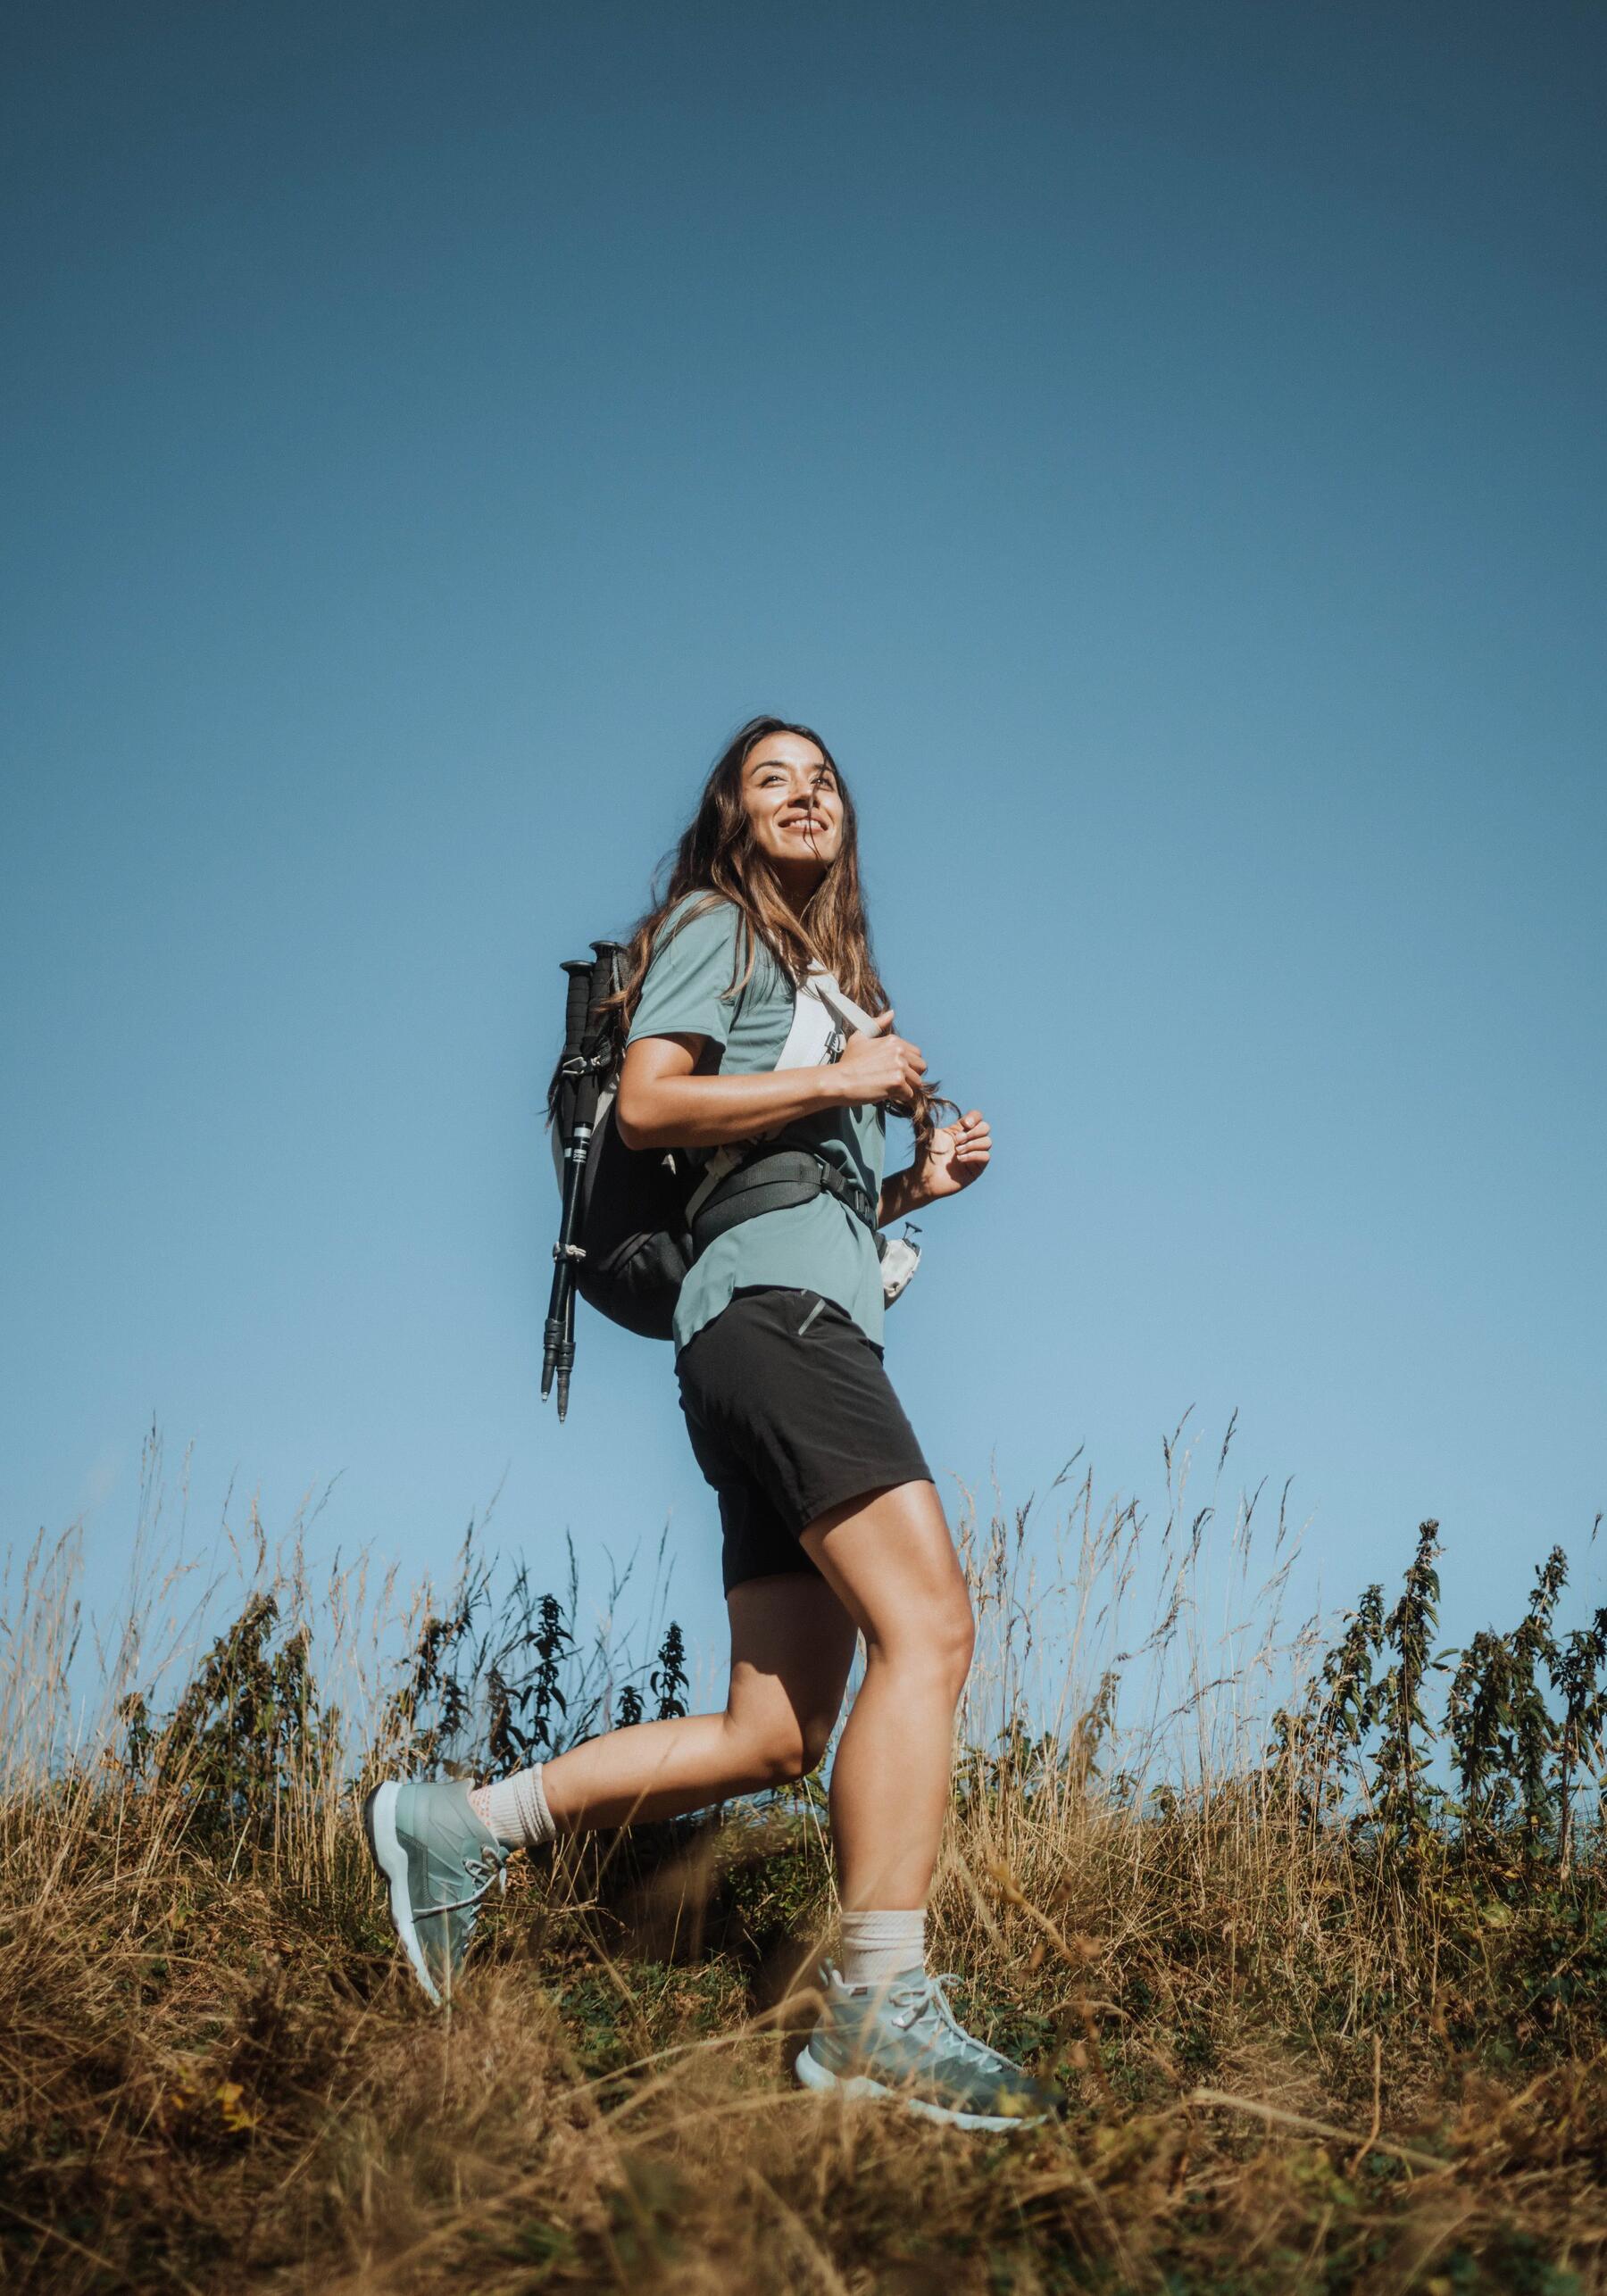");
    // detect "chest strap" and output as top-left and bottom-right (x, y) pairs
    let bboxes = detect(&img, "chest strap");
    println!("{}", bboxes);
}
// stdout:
(688, 1145), (877, 1257)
